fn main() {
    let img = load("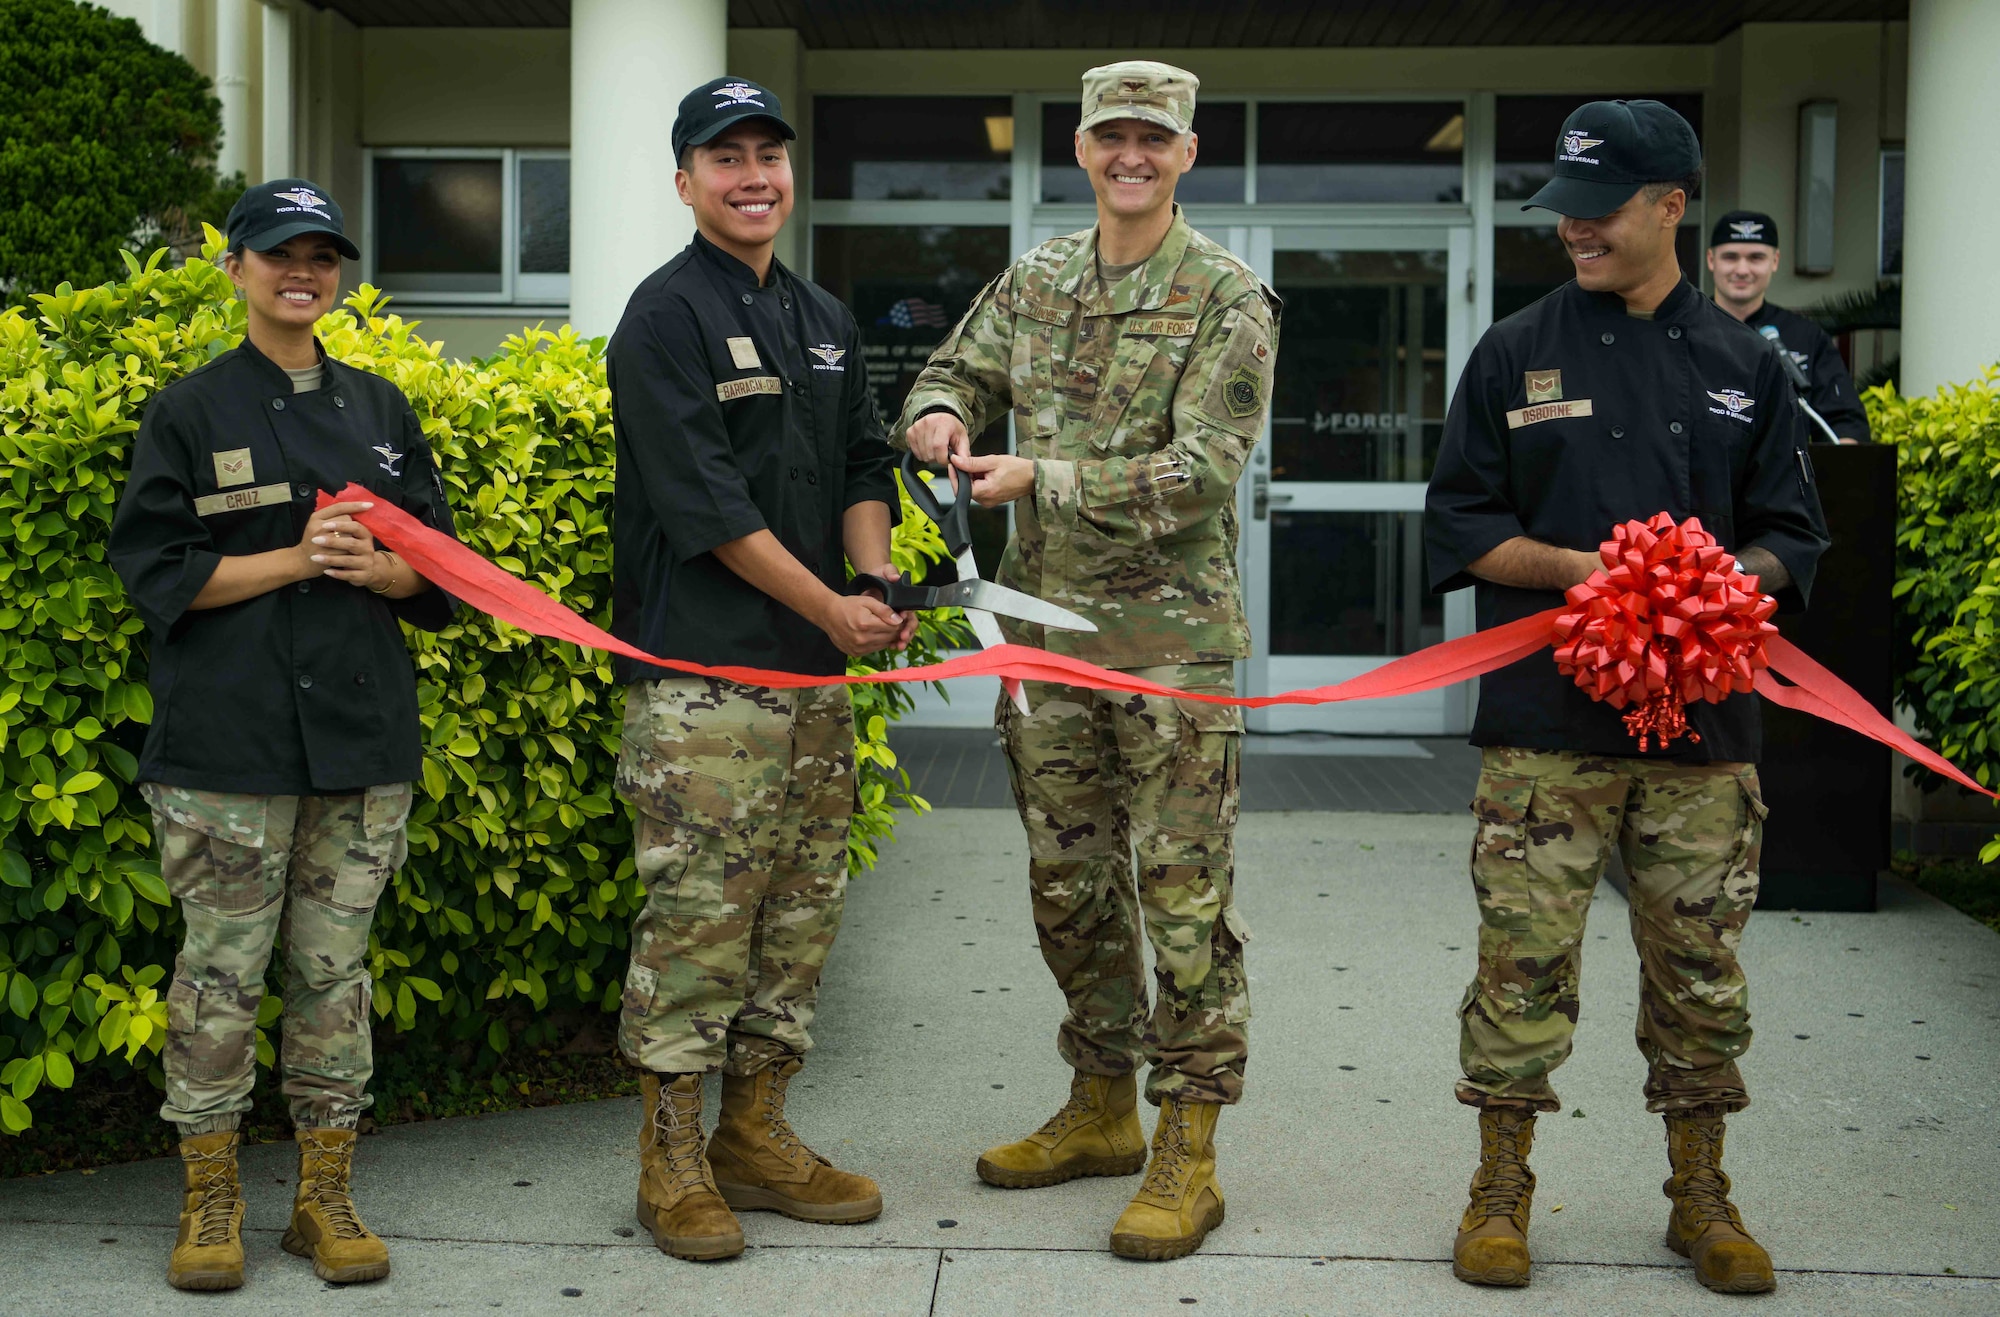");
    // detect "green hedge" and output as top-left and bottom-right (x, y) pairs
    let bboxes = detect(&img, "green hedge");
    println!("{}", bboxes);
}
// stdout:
(0, 230), (962, 1134)
(1873, 372), (2000, 861)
